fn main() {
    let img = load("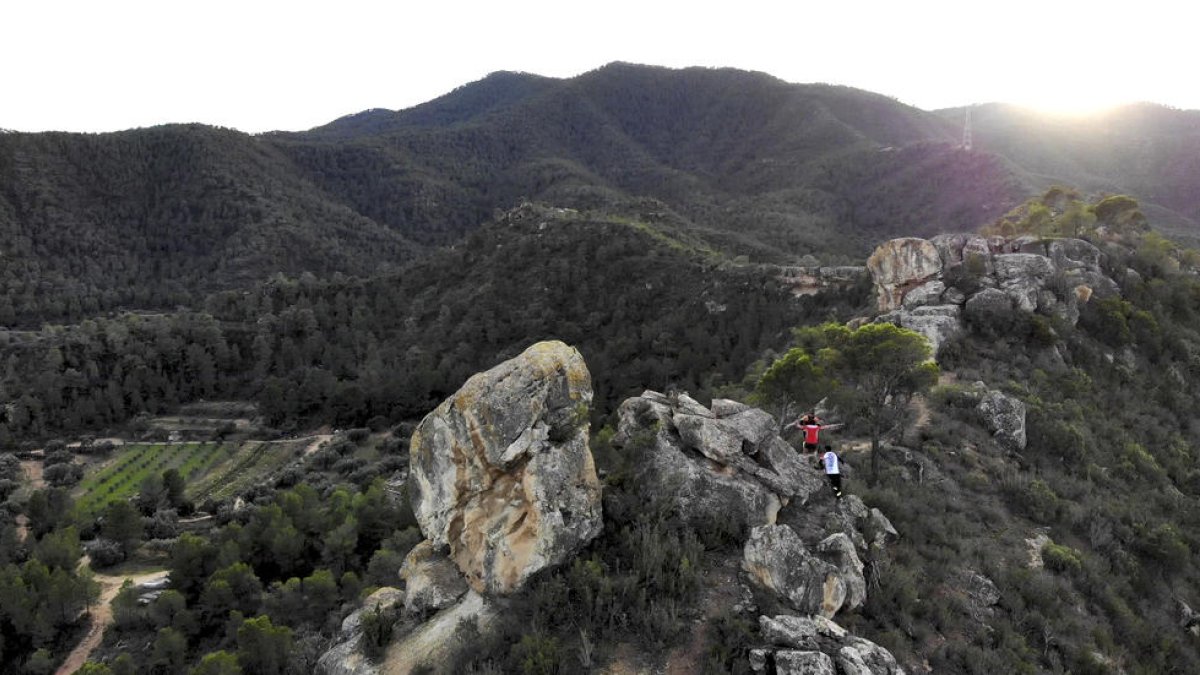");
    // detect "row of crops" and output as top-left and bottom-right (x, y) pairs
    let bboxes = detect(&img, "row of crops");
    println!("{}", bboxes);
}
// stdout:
(185, 439), (308, 501)
(75, 442), (234, 515)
